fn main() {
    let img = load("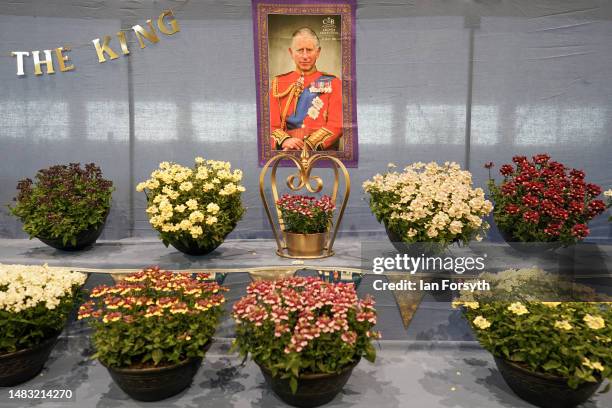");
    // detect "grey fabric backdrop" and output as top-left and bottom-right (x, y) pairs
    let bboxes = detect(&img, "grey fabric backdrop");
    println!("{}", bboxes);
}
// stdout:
(0, 0), (610, 241)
